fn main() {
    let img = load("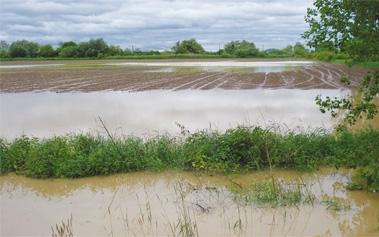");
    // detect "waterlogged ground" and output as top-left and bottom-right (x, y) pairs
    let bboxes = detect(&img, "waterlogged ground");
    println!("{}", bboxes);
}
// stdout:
(1, 168), (379, 236)
(1, 59), (378, 236)
(0, 59), (369, 92)
(0, 59), (374, 139)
